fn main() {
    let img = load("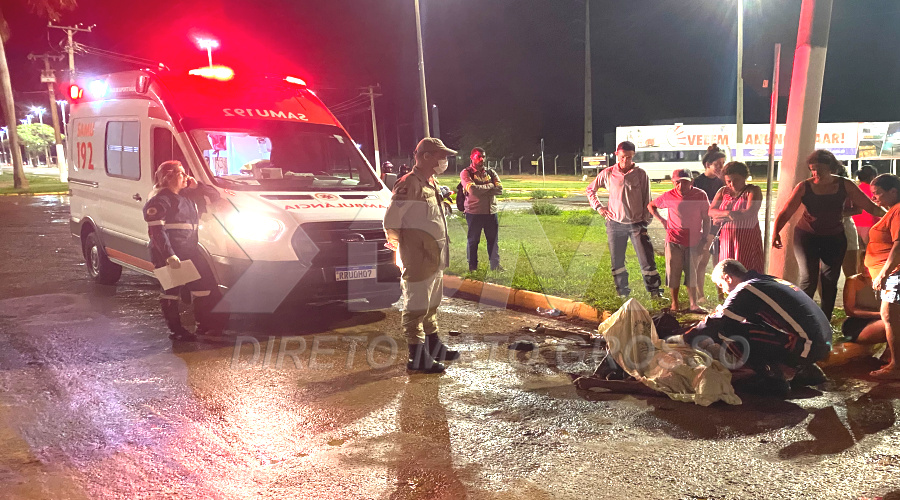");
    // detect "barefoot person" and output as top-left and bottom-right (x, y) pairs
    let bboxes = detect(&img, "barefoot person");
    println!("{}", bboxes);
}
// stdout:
(864, 174), (900, 379)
